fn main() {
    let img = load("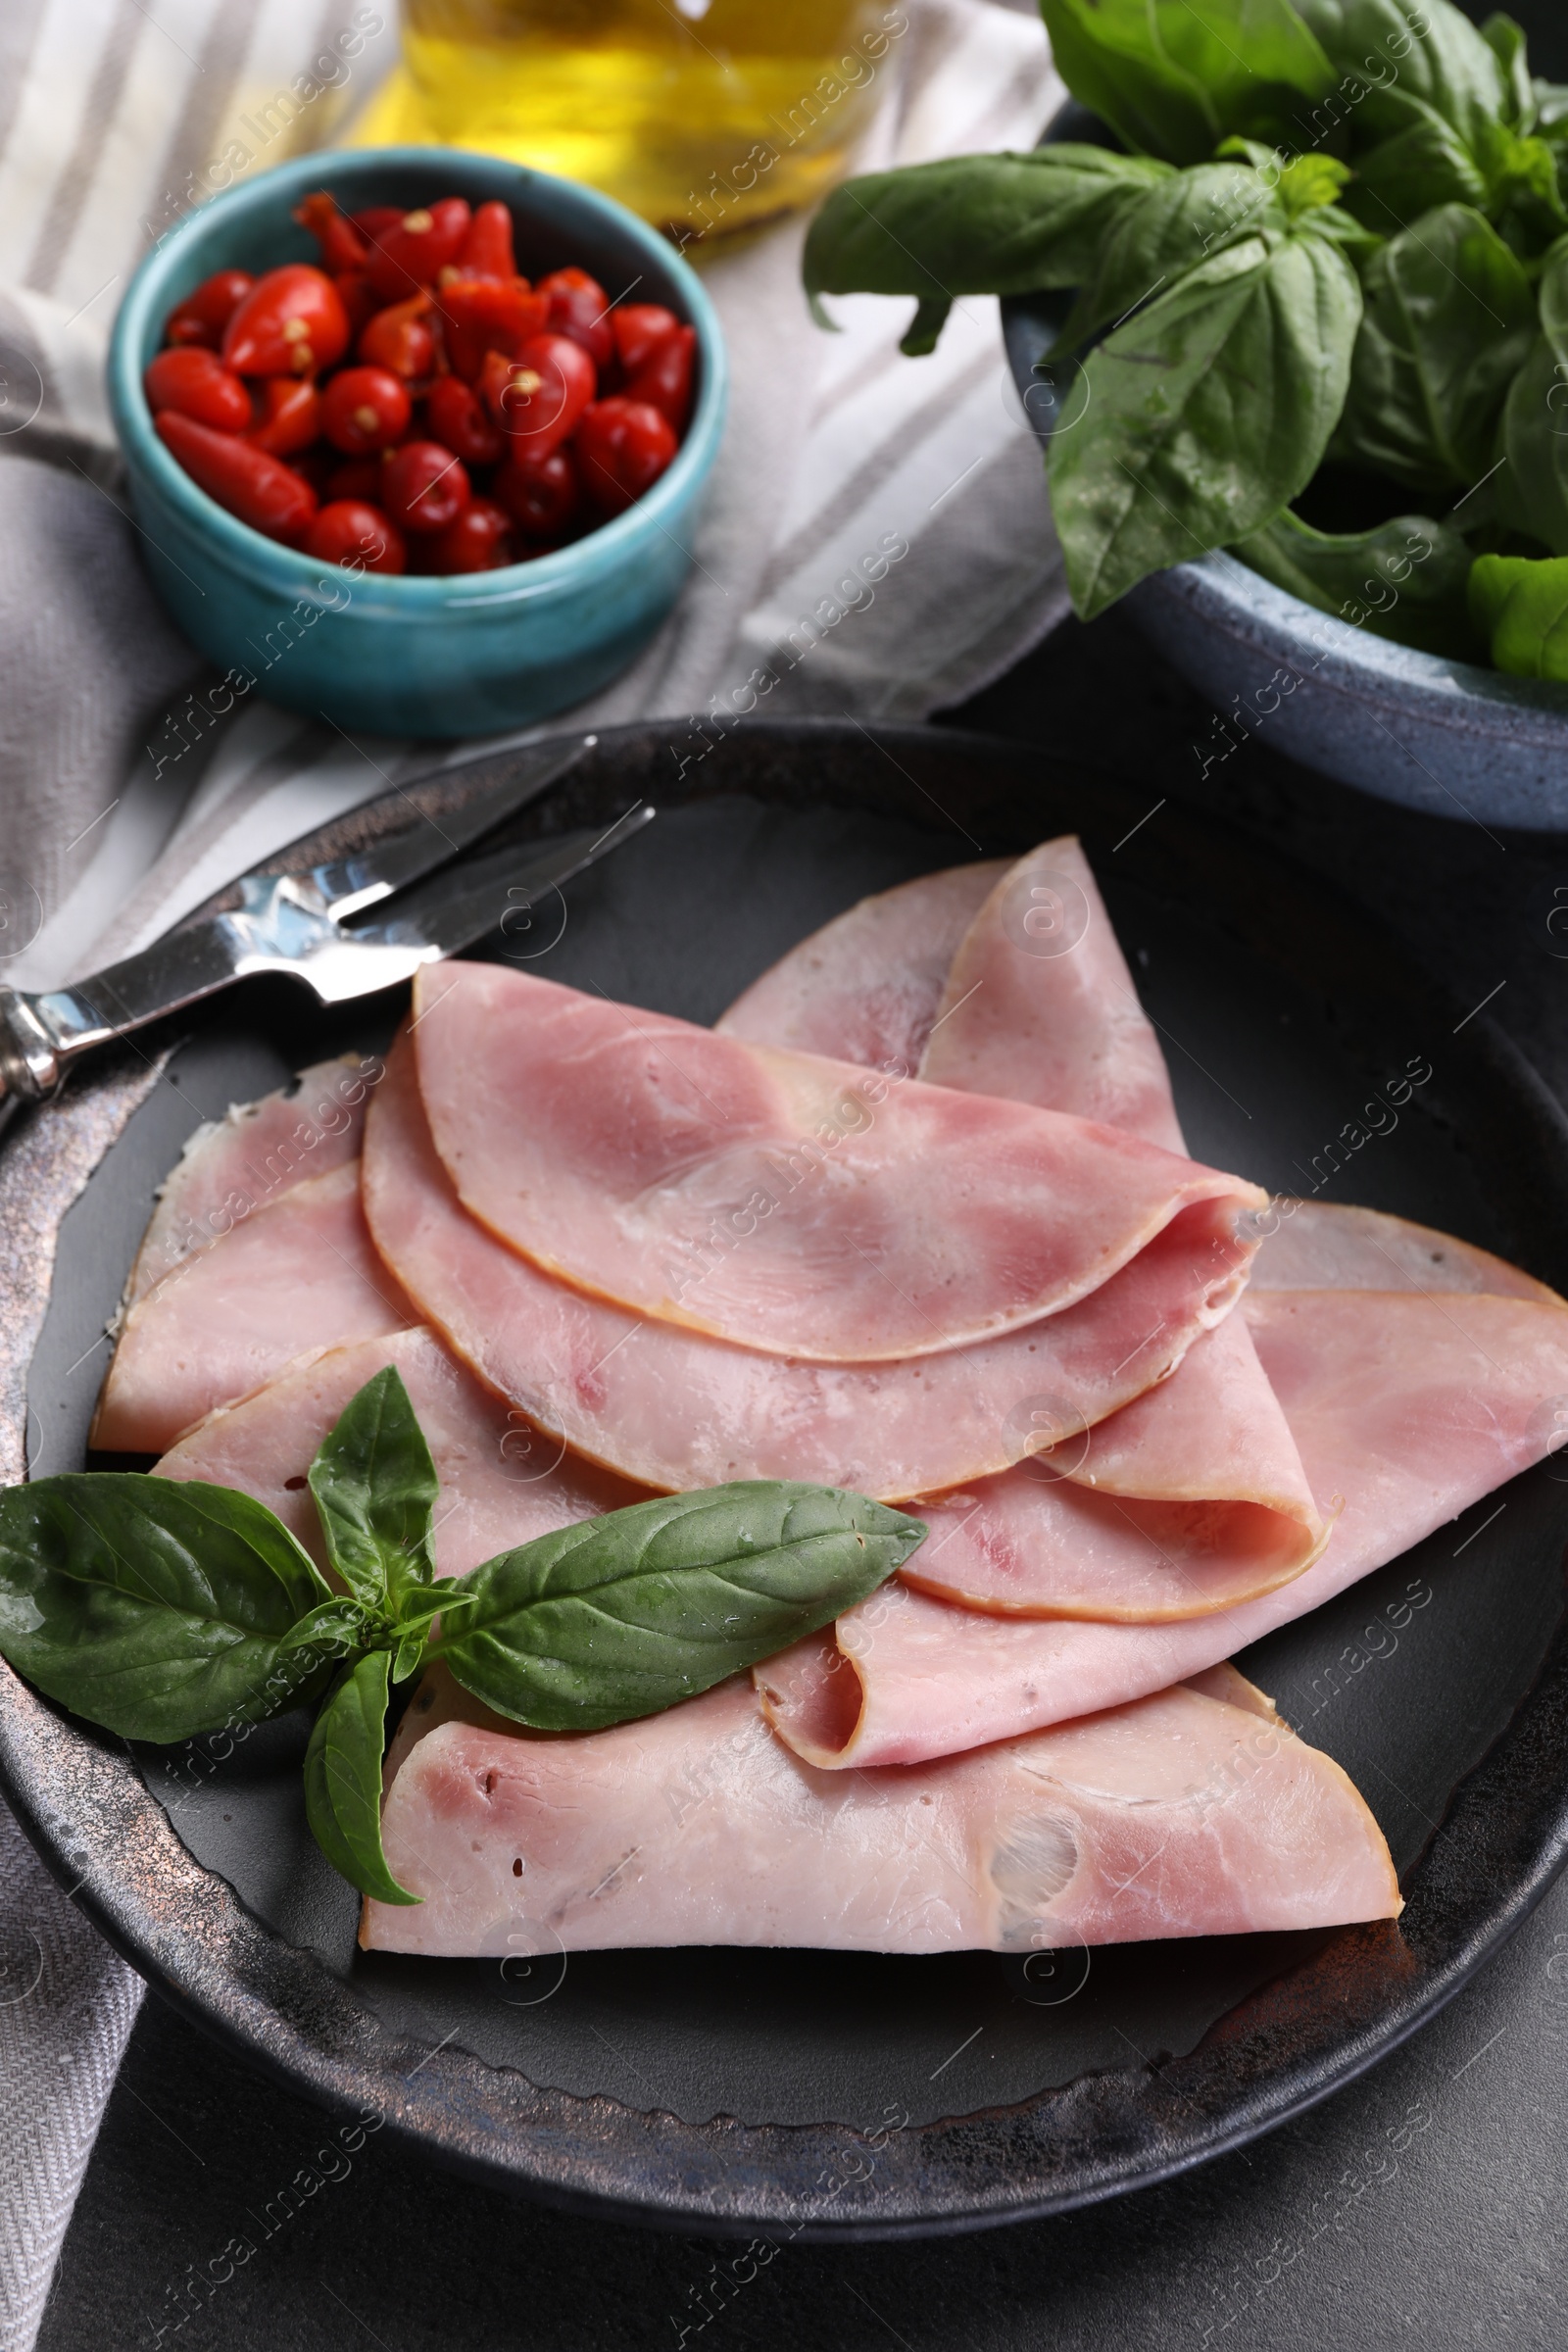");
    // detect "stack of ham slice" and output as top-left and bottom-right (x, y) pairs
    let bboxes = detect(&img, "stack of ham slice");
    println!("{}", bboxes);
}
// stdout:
(89, 837), (1568, 1959)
